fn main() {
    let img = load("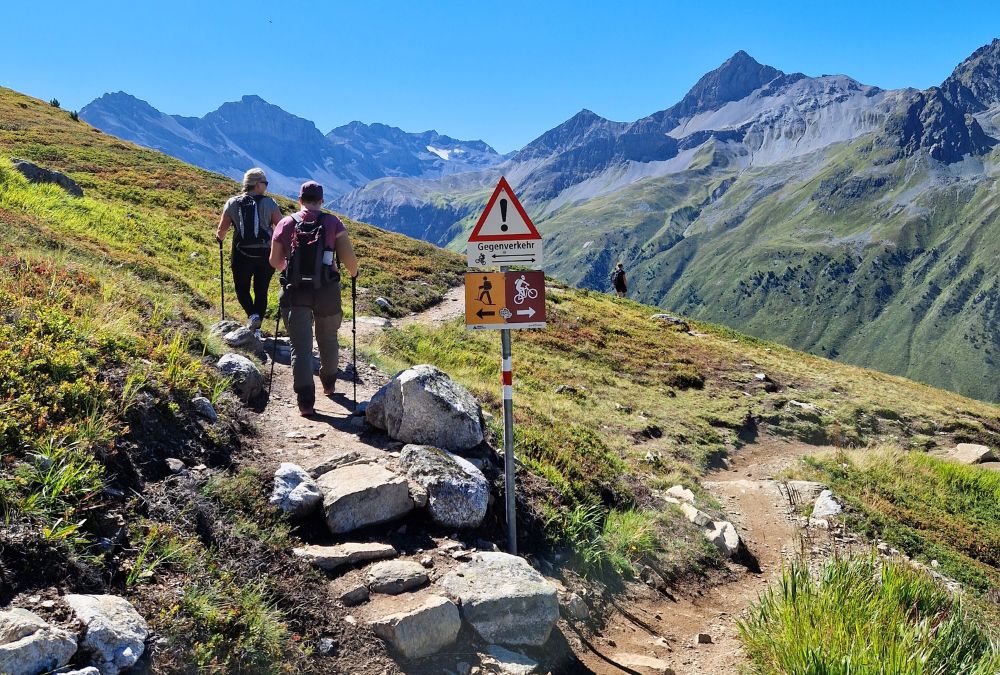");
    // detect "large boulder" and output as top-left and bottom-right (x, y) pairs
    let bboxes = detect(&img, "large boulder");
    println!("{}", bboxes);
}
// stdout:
(317, 463), (413, 534)
(12, 158), (83, 197)
(400, 445), (489, 528)
(270, 463), (322, 517)
(366, 365), (484, 452)
(65, 594), (148, 675)
(217, 353), (264, 401)
(370, 595), (461, 659)
(948, 443), (997, 465)
(0, 608), (77, 675)
(439, 552), (559, 647)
